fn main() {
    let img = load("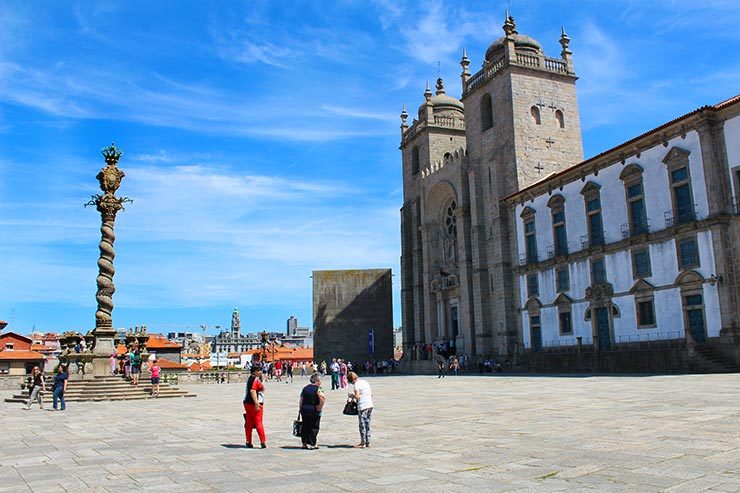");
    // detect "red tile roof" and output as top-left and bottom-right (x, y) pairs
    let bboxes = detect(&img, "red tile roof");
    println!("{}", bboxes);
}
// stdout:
(156, 359), (188, 369)
(146, 335), (182, 350)
(0, 350), (45, 360)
